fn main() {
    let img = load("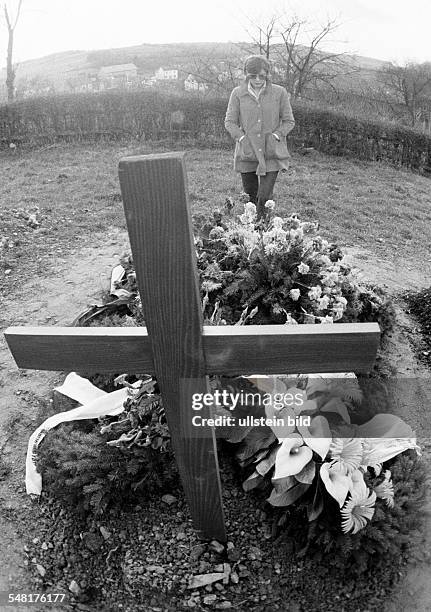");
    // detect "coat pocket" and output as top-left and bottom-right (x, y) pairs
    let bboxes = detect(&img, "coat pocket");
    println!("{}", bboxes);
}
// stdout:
(265, 133), (290, 160)
(237, 135), (257, 161)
